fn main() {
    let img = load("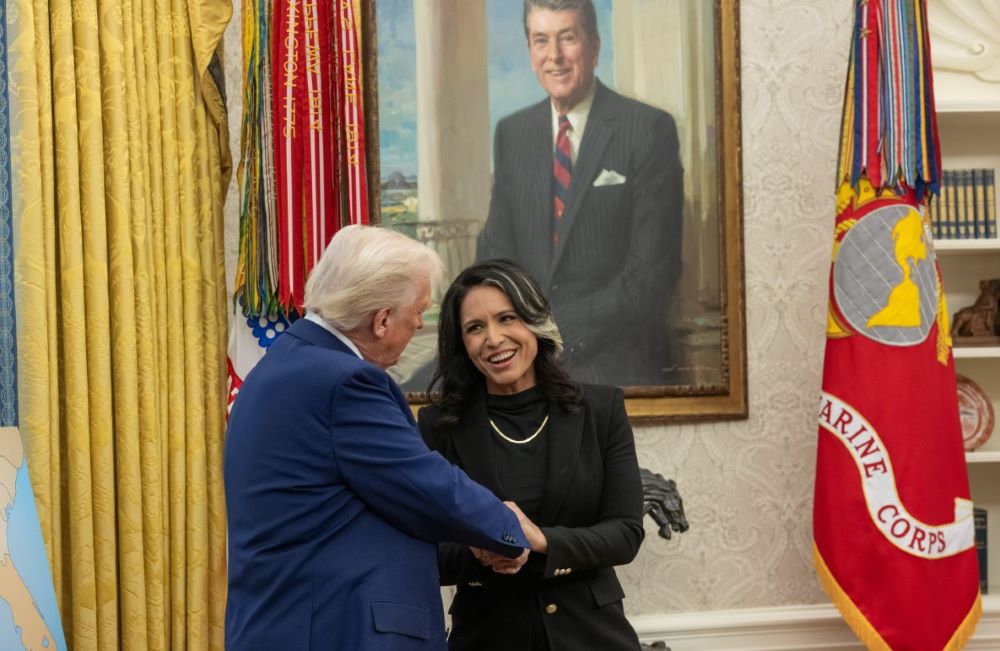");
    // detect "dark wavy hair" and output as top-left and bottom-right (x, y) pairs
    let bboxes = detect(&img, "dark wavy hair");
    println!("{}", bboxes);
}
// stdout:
(428, 259), (582, 425)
